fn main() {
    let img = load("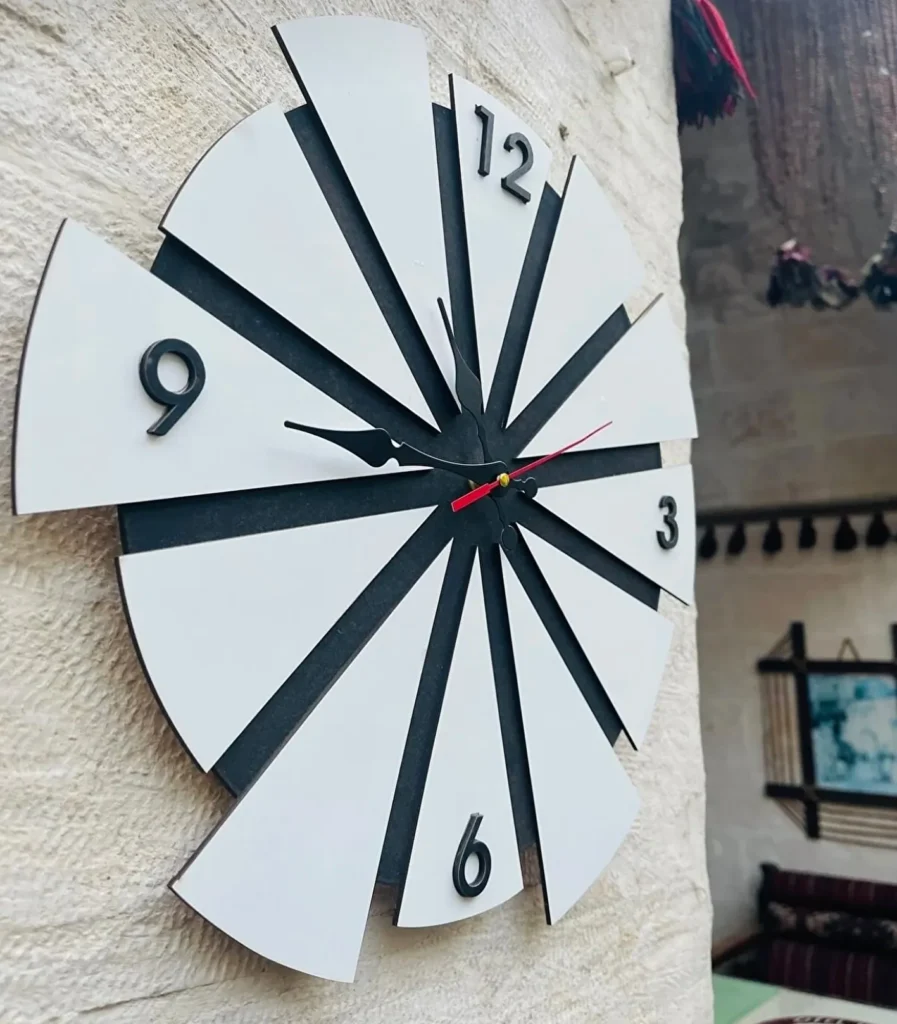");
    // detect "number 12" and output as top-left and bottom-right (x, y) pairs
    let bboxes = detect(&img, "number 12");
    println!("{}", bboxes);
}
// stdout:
(474, 105), (534, 204)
